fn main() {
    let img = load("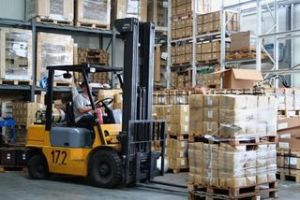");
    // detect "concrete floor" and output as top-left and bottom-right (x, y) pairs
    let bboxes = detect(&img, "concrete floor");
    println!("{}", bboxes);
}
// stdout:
(0, 171), (299, 200)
